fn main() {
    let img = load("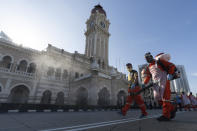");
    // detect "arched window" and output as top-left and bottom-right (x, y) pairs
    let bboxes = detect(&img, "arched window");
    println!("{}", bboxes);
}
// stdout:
(8, 85), (30, 103)
(55, 92), (64, 105)
(55, 68), (61, 80)
(117, 90), (127, 107)
(98, 87), (110, 106)
(40, 90), (52, 104)
(80, 74), (84, 77)
(62, 69), (68, 80)
(0, 56), (12, 69)
(75, 72), (79, 78)
(17, 60), (28, 72)
(47, 67), (54, 76)
(27, 63), (36, 73)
